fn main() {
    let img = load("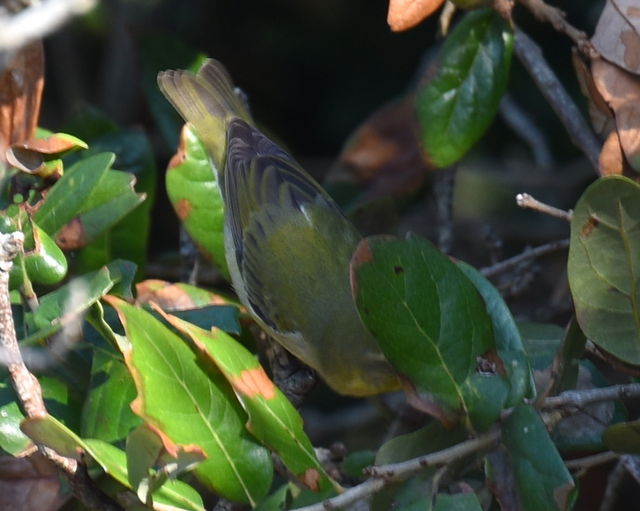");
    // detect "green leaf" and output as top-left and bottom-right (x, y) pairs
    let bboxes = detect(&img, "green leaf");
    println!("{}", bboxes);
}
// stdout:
(21, 264), (122, 345)
(0, 383), (31, 455)
(502, 405), (575, 511)
(159, 310), (337, 494)
(166, 125), (228, 277)
(415, 9), (513, 167)
(21, 415), (205, 511)
(81, 349), (140, 442)
(518, 322), (564, 371)
(457, 261), (535, 405)
(33, 152), (115, 236)
(21, 221), (68, 285)
(73, 130), (156, 278)
(255, 484), (291, 511)
(434, 493), (483, 511)
(568, 175), (640, 364)
(351, 234), (494, 418)
(107, 298), (272, 505)
(603, 420), (640, 454)
(552, 317), (586, 395)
